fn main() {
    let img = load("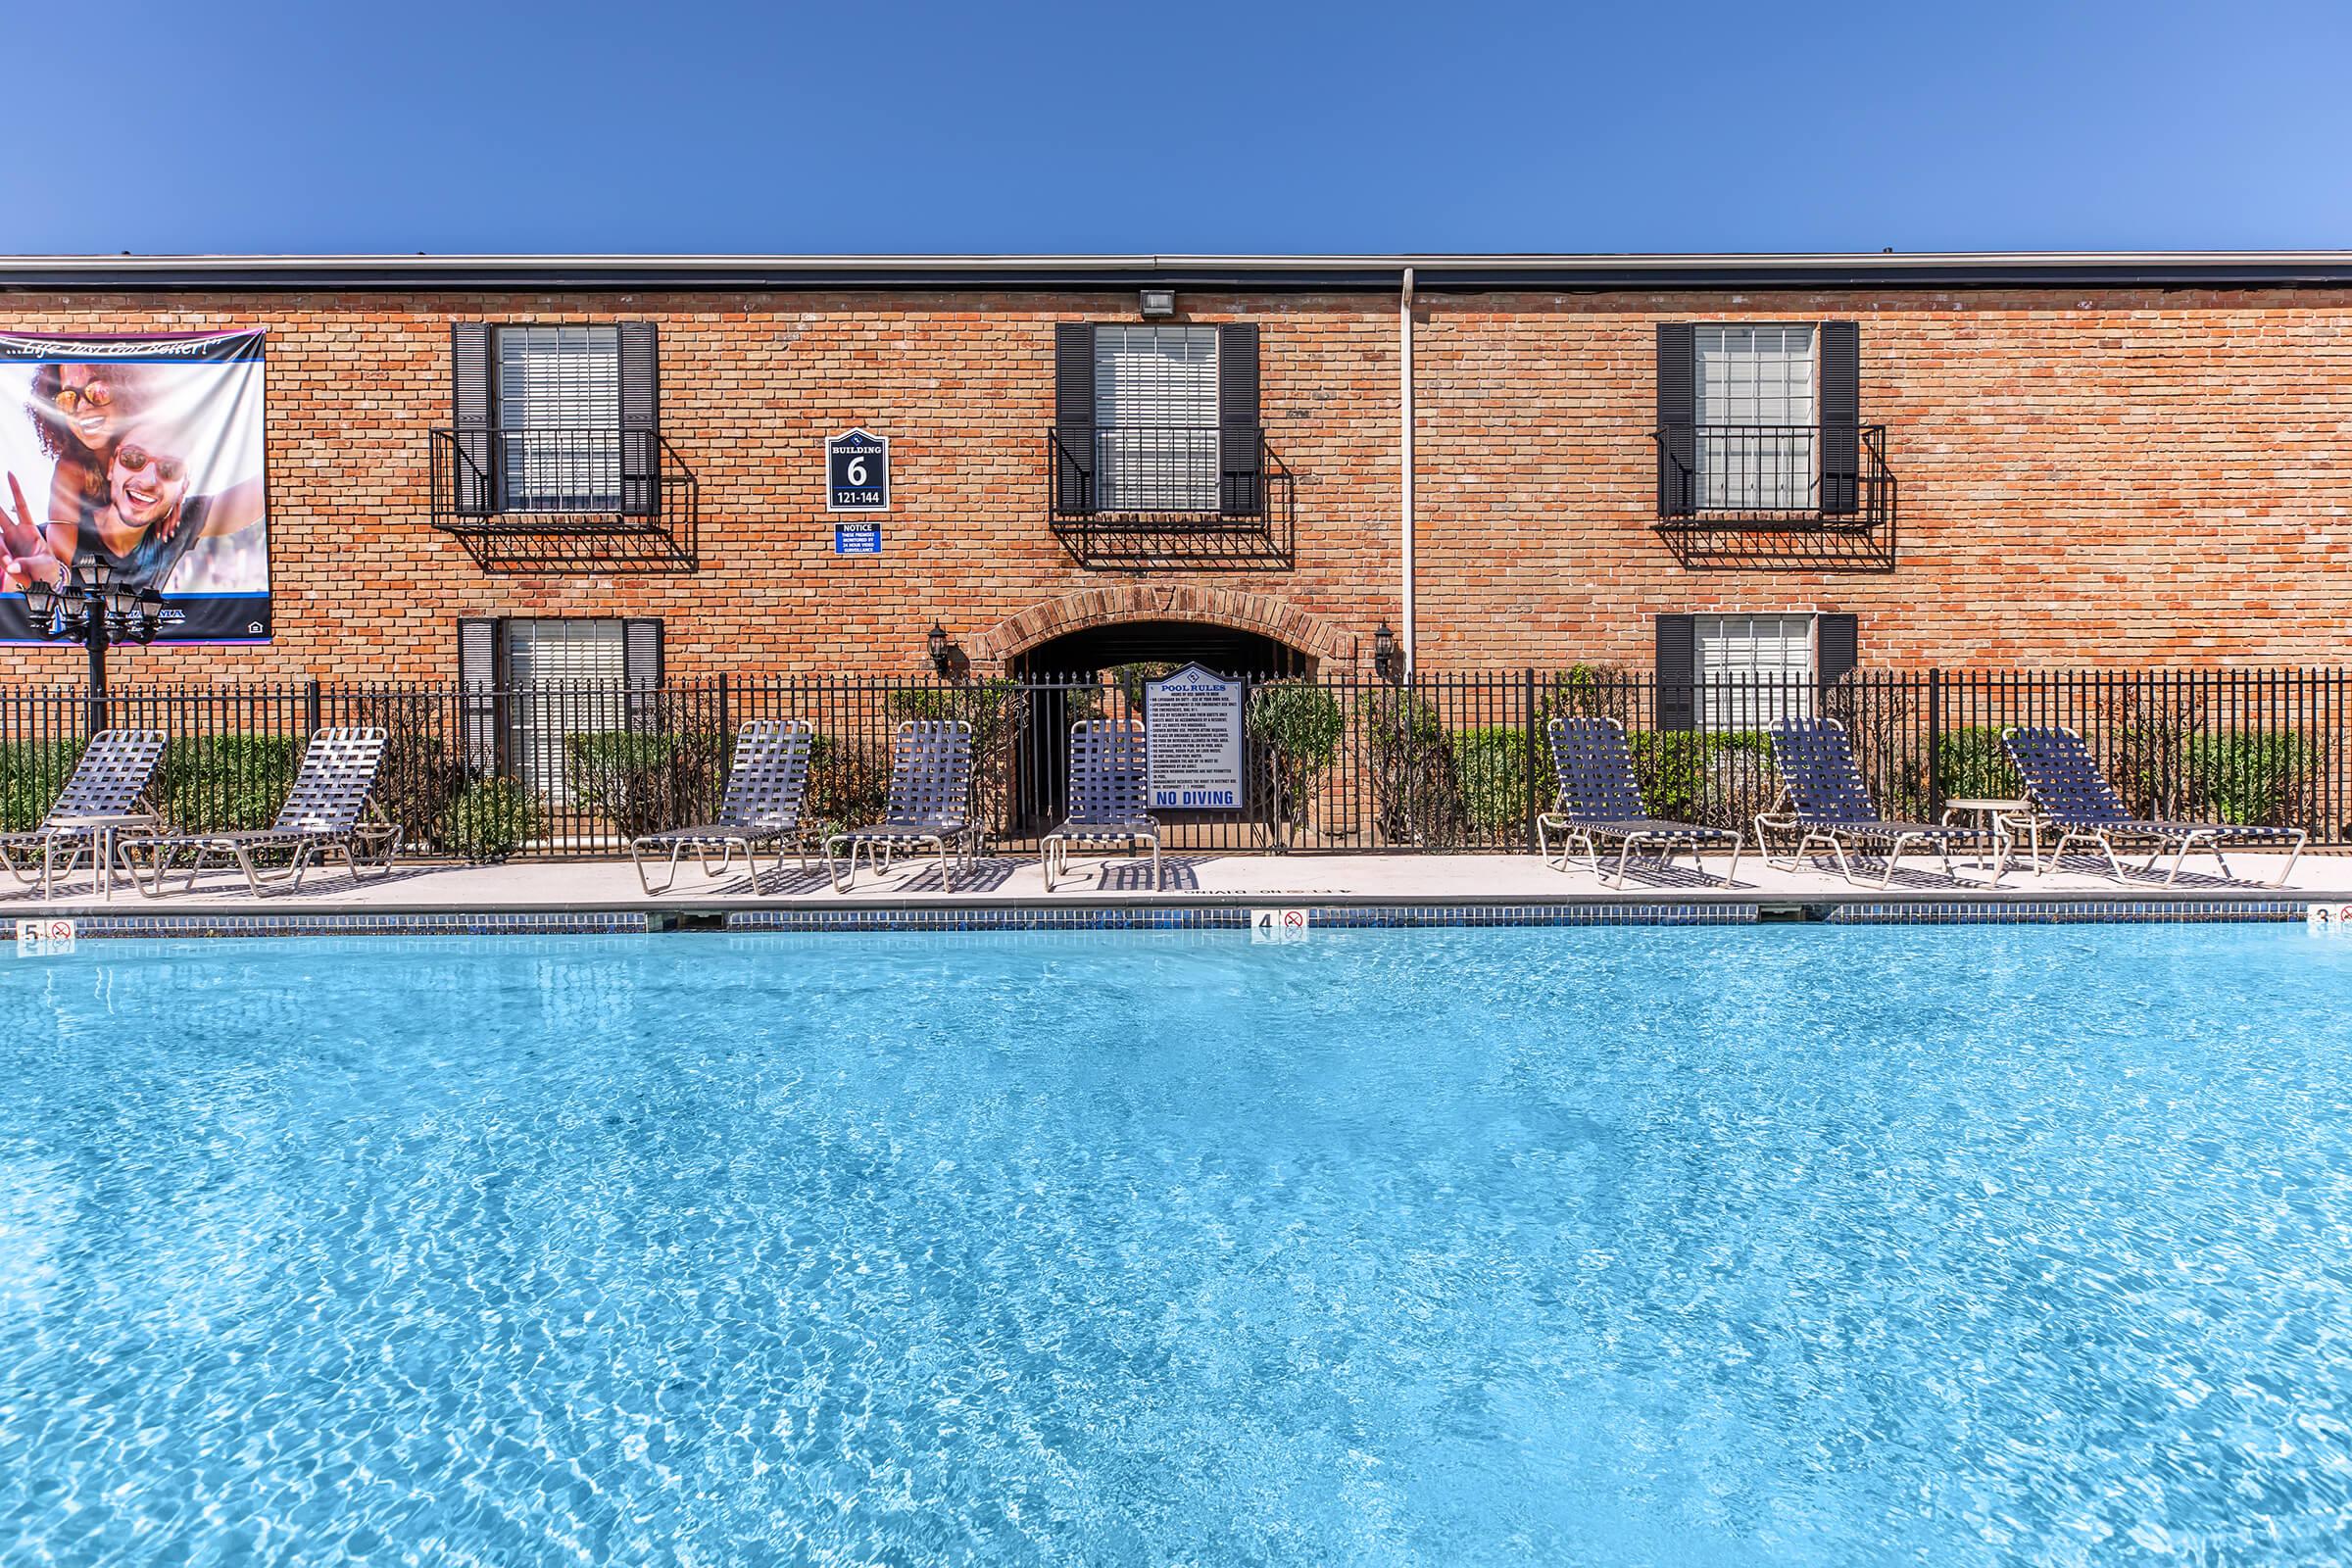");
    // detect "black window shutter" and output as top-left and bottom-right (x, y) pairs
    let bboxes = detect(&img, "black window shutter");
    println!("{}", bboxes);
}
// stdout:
(1054, 323), (1096, 514)
(618, 321), (660, 516)
(458, 616), (506, 776)
(1818, 320), (1860, 516)
(451, 323), (494, 515)
(1218, 322), (1263, 516)
(1656, 613), (1697, 733)
(1816, 612), (1859, 686)
(1655, 324), (1696, 517)
(623, 617), (664, 724)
